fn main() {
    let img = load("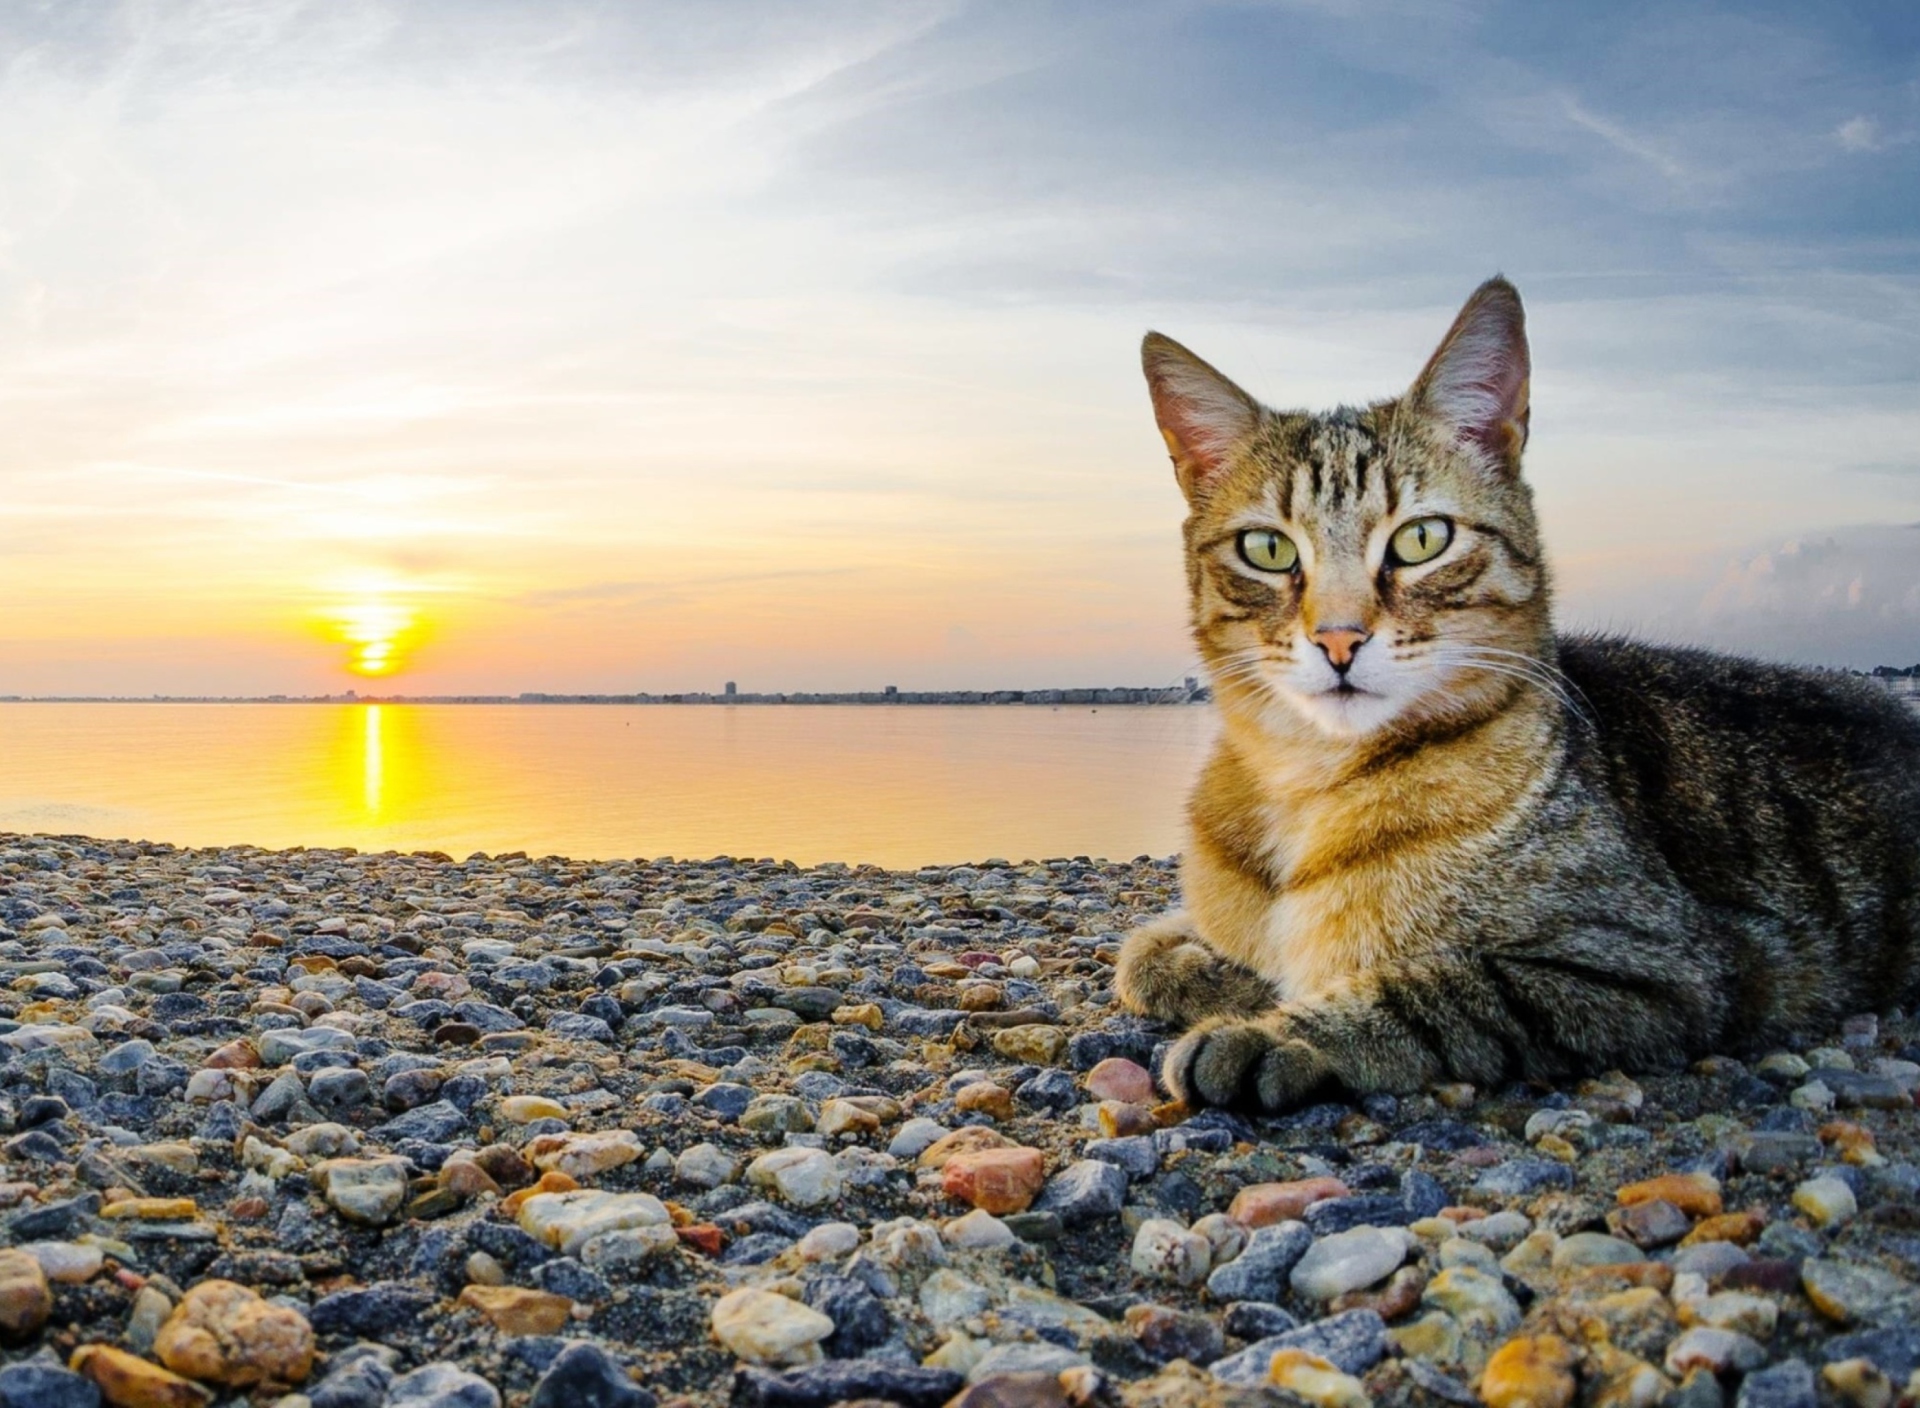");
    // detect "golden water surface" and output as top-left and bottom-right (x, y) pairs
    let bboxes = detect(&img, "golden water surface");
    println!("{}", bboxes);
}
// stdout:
(0, 703), (1215, 868)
